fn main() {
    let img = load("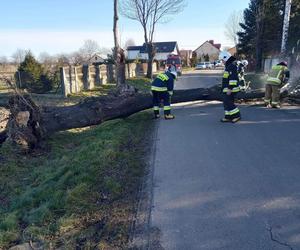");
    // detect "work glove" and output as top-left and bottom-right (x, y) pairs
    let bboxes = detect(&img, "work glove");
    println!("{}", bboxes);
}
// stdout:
(226, 89), (232, 95)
